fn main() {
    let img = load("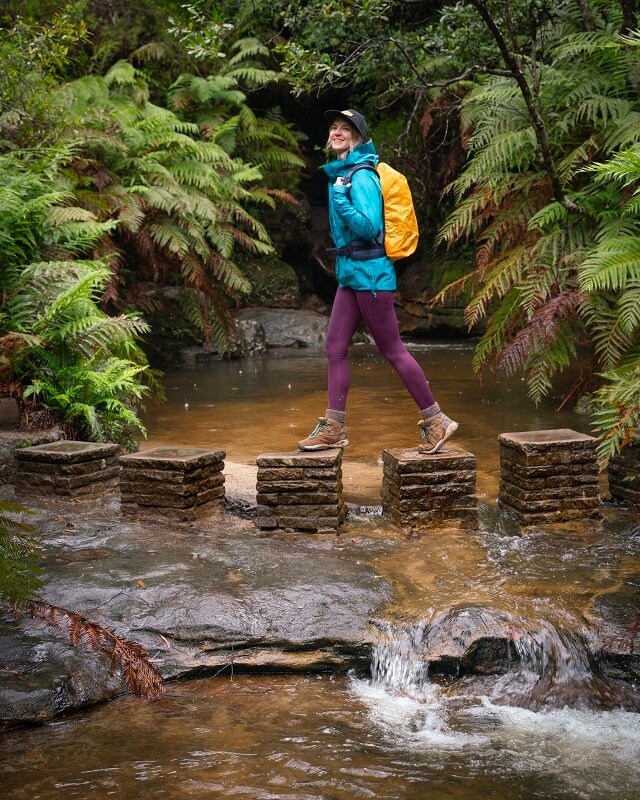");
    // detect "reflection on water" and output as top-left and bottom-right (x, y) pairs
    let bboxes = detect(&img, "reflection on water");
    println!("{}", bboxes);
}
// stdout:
(3, 344), (639, 799)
